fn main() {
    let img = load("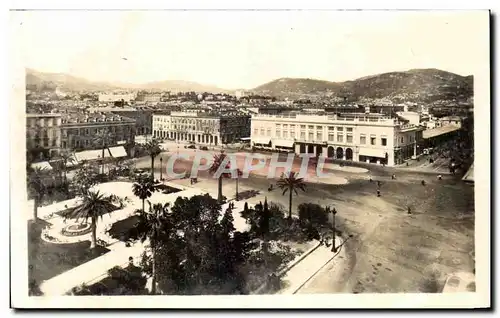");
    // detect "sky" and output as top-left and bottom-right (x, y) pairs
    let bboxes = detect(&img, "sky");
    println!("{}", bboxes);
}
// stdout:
(11, 10), (488, 90)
